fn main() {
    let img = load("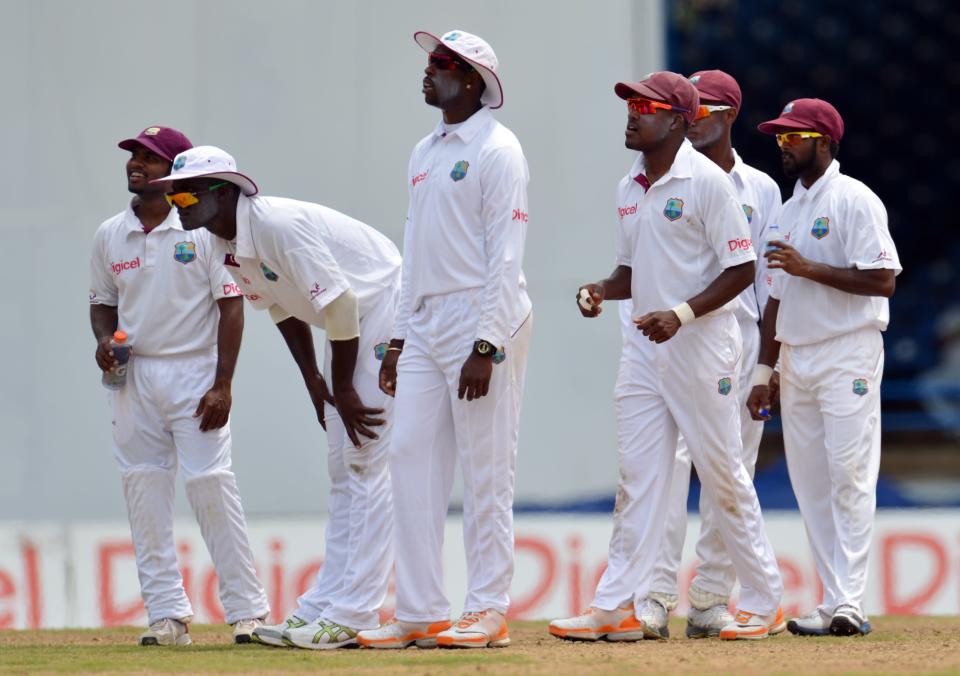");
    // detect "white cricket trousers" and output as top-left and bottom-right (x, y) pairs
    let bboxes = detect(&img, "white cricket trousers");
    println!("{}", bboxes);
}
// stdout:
(390, 289), (532, 622)
(780, 328), (884, 616)
(593, 313), (782, 616)
(650, 317), (765, 604)
(110, 348), (269, 625)
(295, 285), (397, 630)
